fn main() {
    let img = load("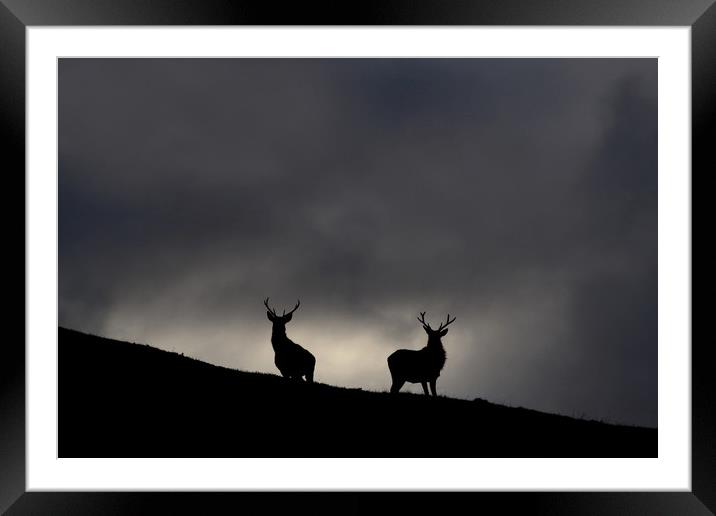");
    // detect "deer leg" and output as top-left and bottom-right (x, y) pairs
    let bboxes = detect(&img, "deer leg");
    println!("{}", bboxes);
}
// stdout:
(390, 379), (405, 394)
(305, 357), (315, 383)
(429, 380), (437, 397)
(421, 382), (429, 395)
